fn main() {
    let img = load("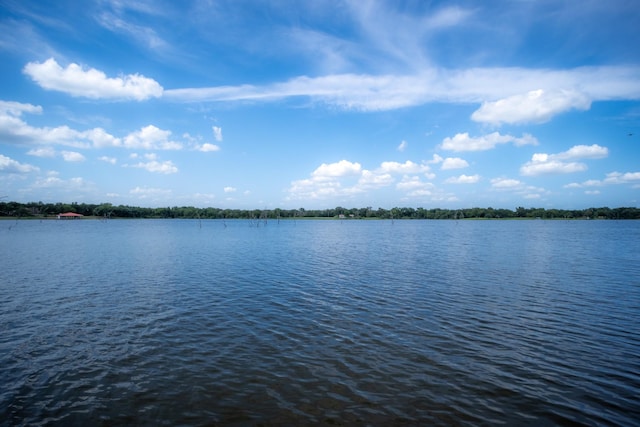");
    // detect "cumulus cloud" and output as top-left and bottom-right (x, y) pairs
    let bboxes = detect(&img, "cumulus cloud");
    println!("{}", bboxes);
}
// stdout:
(0, 154), (39, 173)
(84, 128), (122, 148)
(604, 171), (640, 184)
(358, 170), (394, 188)
(441, 132), (538, 152)
(127, 159), (178, 174)
(441, 157), (469, 170)
(0, 101), (87, 148)
(0, 100), (42, 116)
(29, 172), (91, 192)
(491, 178), (522, 188)
(395, 176), (437, 197)
(567, 171), (640, 187)
(556, 144), (608, 160)
(427, 154), (444, 164)
(61, 151), (86, 162)
(224, 186), (237, 193)
(99, 156), (117, 164)
(397, 140), (407, 152)
(27, 147), (56, 157)
(287, 158), (440, 201)
(23, 58), (163, 101)
(378, 160), (430, 174)
(196, 143), (220, 152)
(520, 144), (608, 176)
(312, 160), (362, 179)
(123, 125), (182, 150)
(0, 101), (186, 152)
(471, 89), (591, 125)
(445, 174), (480, 184)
